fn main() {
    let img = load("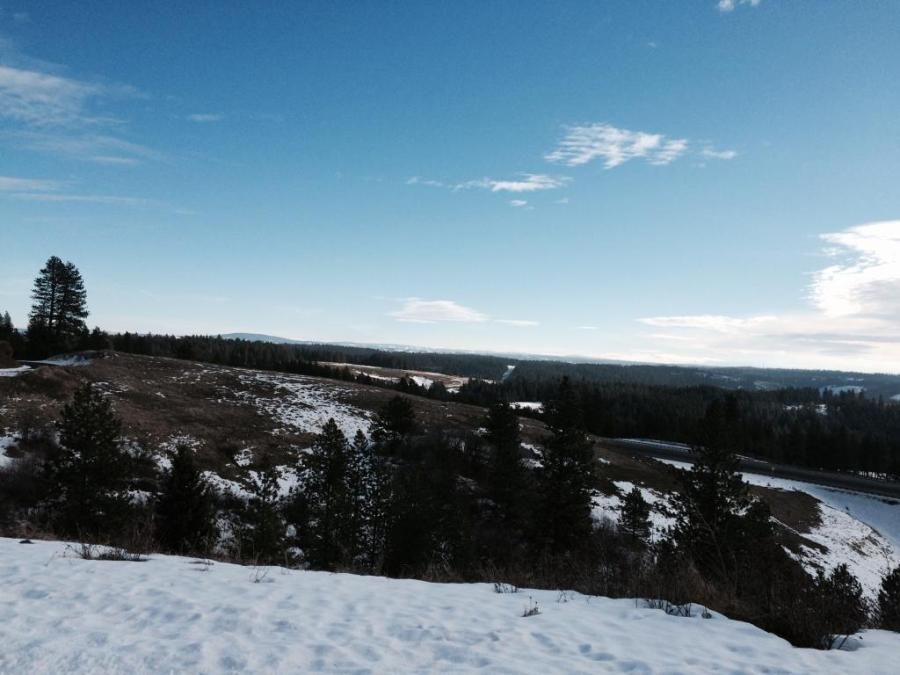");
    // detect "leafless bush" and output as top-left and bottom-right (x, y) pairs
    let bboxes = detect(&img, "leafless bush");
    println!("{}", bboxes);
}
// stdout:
(522, 596), (540, 617)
